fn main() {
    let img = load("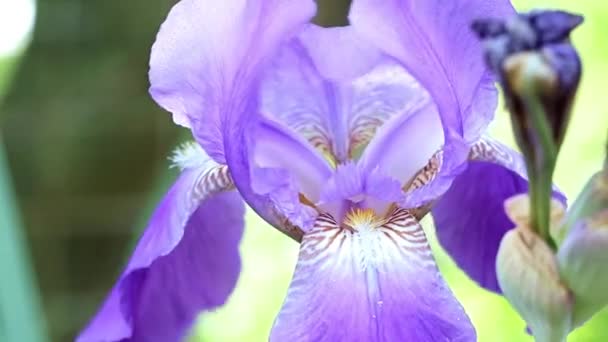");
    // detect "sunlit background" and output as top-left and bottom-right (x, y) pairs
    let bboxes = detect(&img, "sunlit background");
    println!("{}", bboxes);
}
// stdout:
(0, 0), (606, 341)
